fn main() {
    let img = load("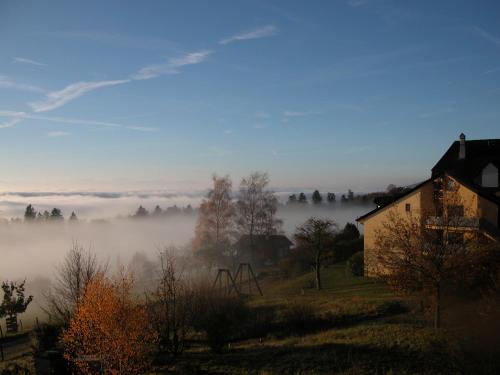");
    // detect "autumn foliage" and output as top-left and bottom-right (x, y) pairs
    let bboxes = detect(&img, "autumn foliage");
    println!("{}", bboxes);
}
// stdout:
(62, 272), (155, 374)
